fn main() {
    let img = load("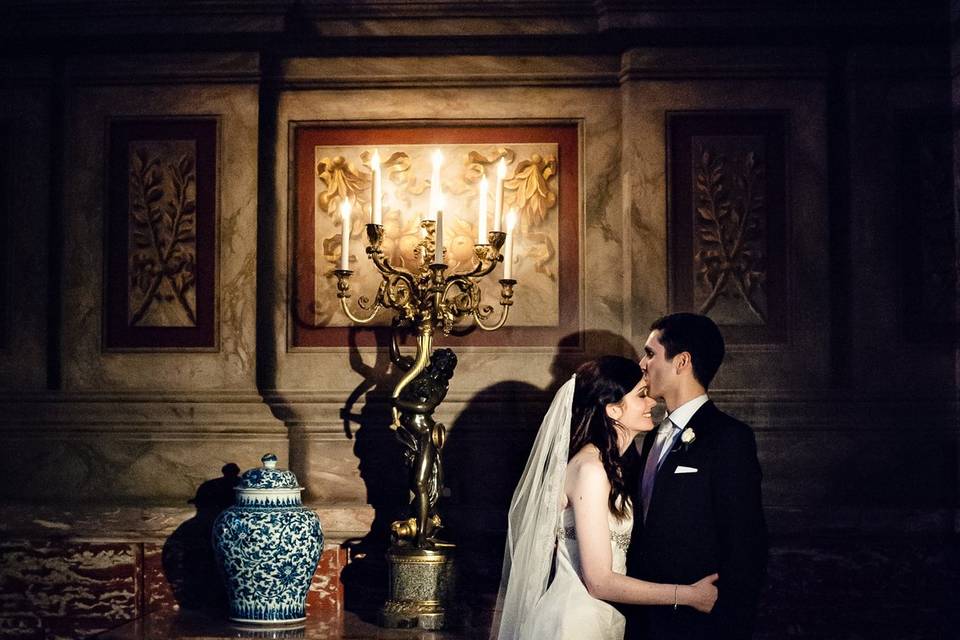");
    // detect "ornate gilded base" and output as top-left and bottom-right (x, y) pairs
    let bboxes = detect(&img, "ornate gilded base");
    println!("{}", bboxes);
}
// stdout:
(379, 543), (456, 630)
